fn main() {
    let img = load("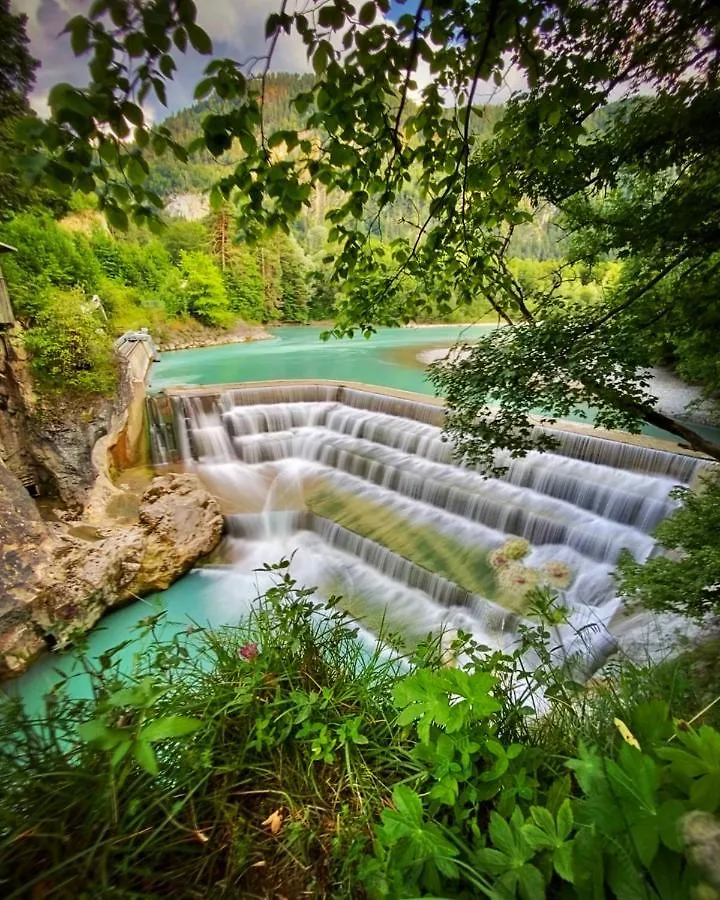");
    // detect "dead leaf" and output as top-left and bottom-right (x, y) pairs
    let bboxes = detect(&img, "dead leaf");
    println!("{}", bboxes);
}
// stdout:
(613, 717), (641, 750)
(261, 808), (284, 834)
